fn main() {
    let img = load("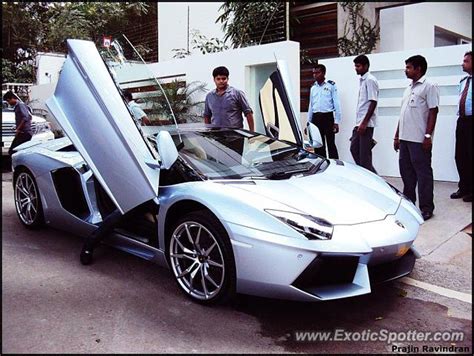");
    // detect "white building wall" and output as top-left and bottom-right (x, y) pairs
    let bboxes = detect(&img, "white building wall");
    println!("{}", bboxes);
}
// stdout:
(312, 44), (470, 182)
(379, 6), (405, 53)
(35, 53), (66, 85)
(158, 2), (225, 62)
(380, 2), (472, 52)
(29, 83), (60, 128)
